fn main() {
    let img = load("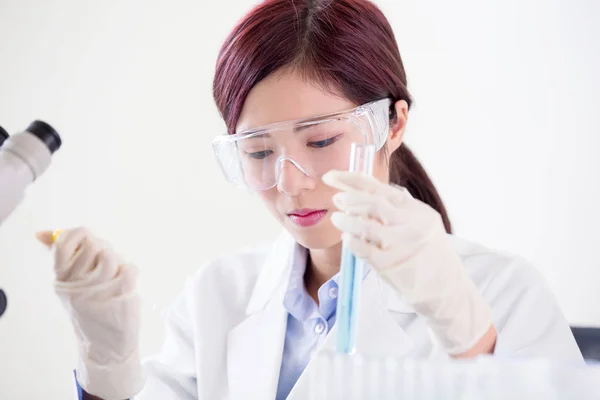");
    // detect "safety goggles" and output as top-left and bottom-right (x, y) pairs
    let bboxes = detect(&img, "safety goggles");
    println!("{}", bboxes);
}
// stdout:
(212, 98), (391, 191)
